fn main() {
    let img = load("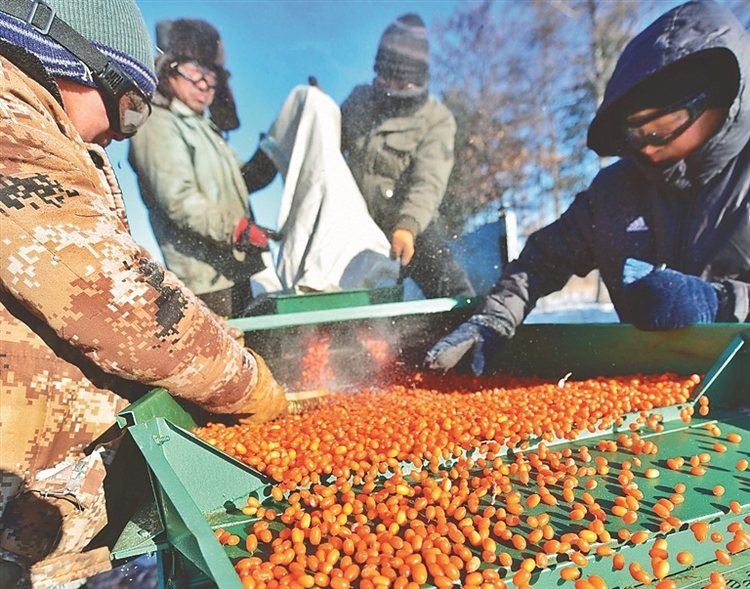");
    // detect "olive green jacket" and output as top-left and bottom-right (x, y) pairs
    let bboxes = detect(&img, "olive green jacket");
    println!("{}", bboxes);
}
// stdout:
(340, 85), (456, 238)
(129, 97), (262, 296)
